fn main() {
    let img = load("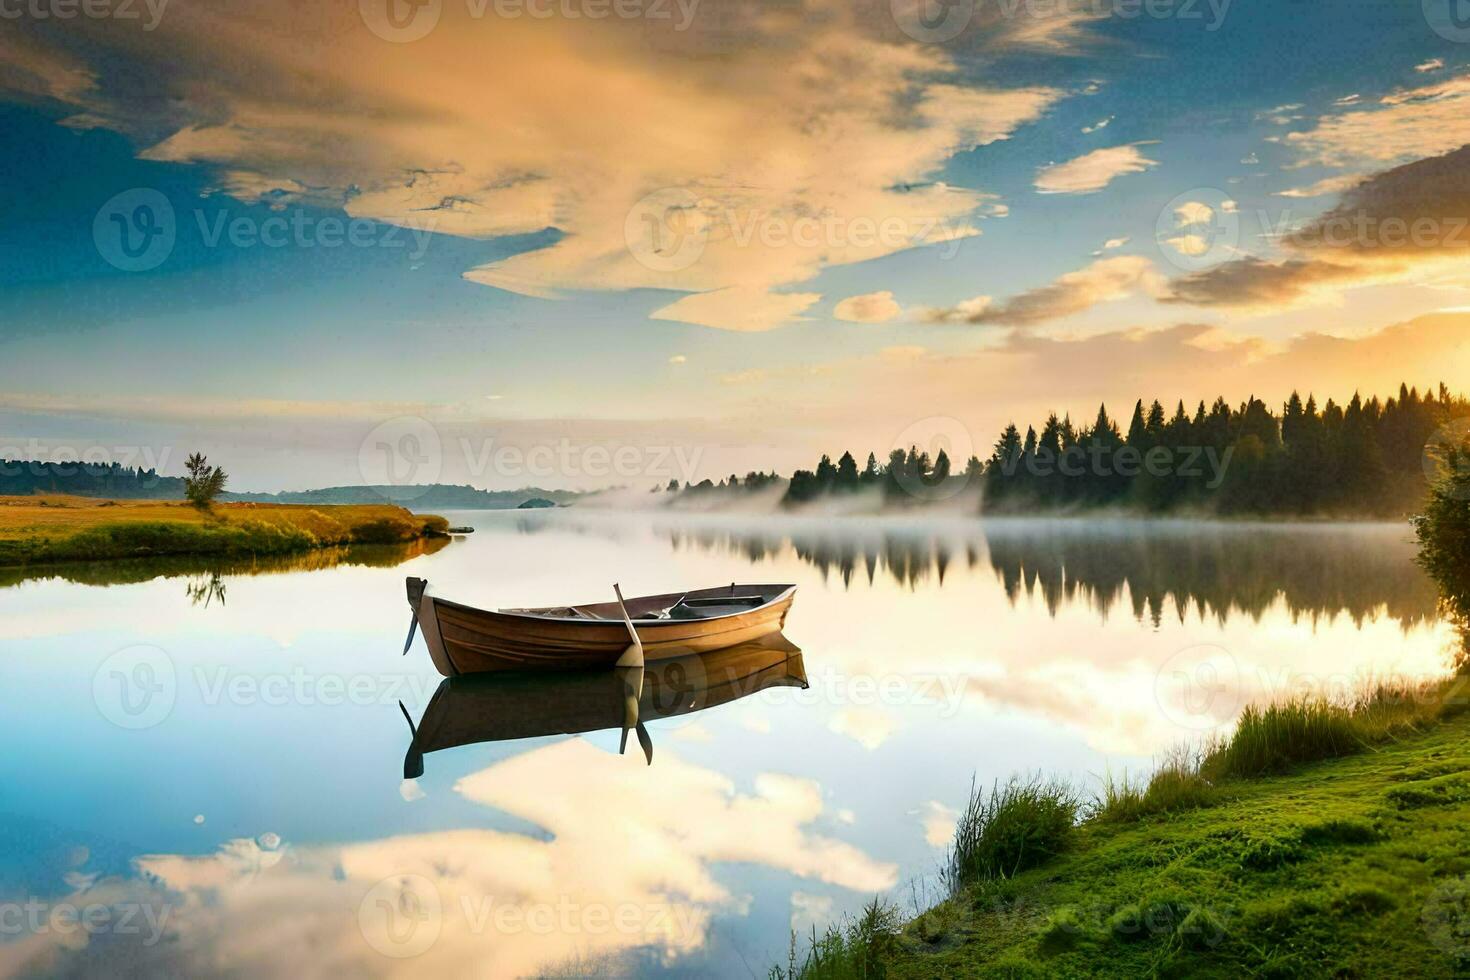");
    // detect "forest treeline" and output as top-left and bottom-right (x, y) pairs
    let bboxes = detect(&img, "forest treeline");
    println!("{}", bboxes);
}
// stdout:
(0, 461), (183, 498)
(660, 382), (1470, 517)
